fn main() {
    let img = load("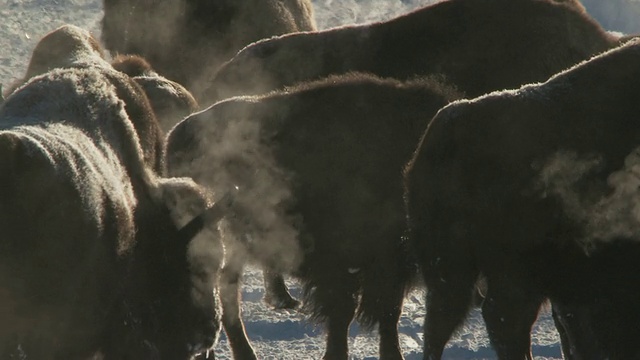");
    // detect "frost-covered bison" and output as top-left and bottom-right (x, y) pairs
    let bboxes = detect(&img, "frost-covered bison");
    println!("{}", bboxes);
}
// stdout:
(166, 72), (461, 359)
(0, 24), (224, 359)
(205, 0), (622, 103)
(101, 0), (317, 101)
(5, 28), (198, 163)
(403, 38), (640, 359)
